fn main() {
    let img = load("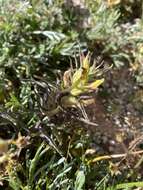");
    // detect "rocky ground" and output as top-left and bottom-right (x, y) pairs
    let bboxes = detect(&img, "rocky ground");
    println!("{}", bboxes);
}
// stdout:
(83, 65), (143, 154)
